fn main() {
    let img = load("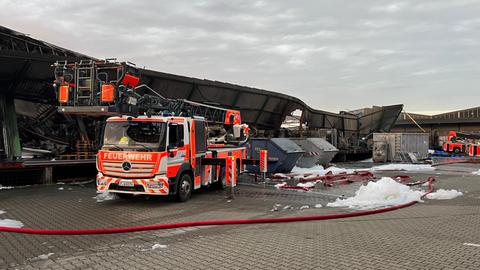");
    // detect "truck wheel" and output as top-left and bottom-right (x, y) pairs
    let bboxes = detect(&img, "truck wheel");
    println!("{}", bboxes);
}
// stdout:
(176, 173), (193, 202)
(453, 148), (461, 154)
